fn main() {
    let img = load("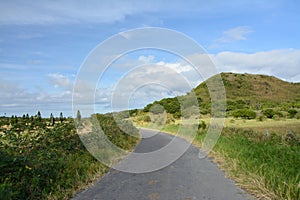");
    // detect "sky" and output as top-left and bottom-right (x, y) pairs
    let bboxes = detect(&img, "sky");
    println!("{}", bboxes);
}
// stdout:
(0, 0), (300, 117)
